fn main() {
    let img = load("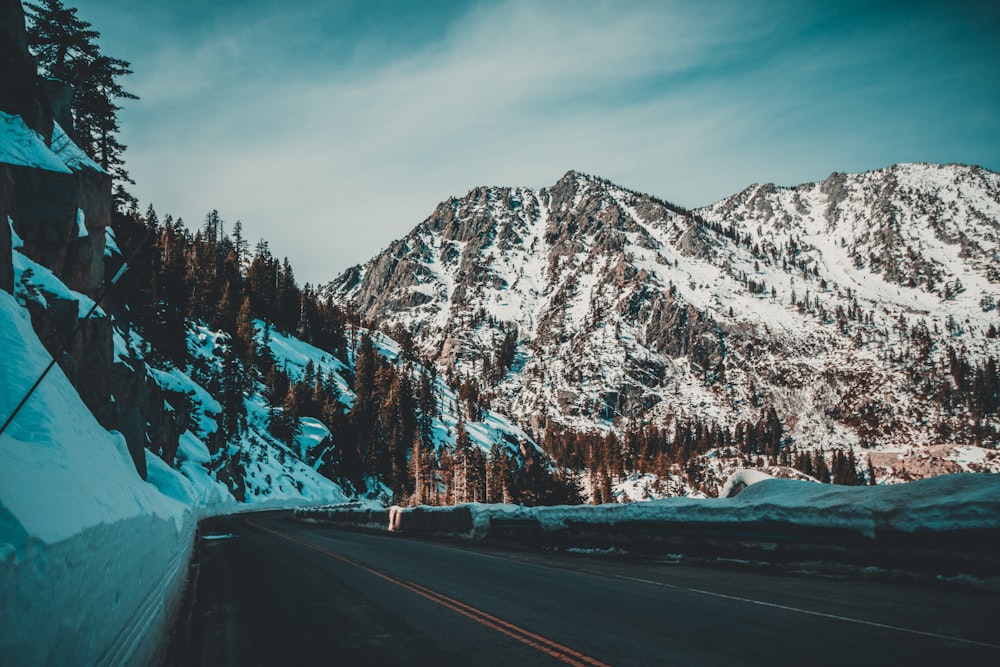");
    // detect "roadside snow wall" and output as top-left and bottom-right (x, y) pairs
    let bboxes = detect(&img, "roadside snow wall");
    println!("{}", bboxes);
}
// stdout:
(0, 292), (195, 664)
(296, 473), (1000, 575)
